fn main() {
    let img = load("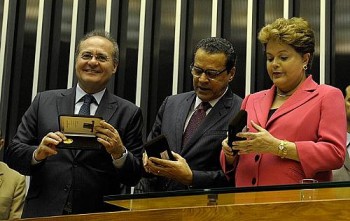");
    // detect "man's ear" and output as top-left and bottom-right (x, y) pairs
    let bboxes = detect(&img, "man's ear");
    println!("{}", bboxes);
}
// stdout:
(228, 67), (236, 82)
(113, 62), (118, 74)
